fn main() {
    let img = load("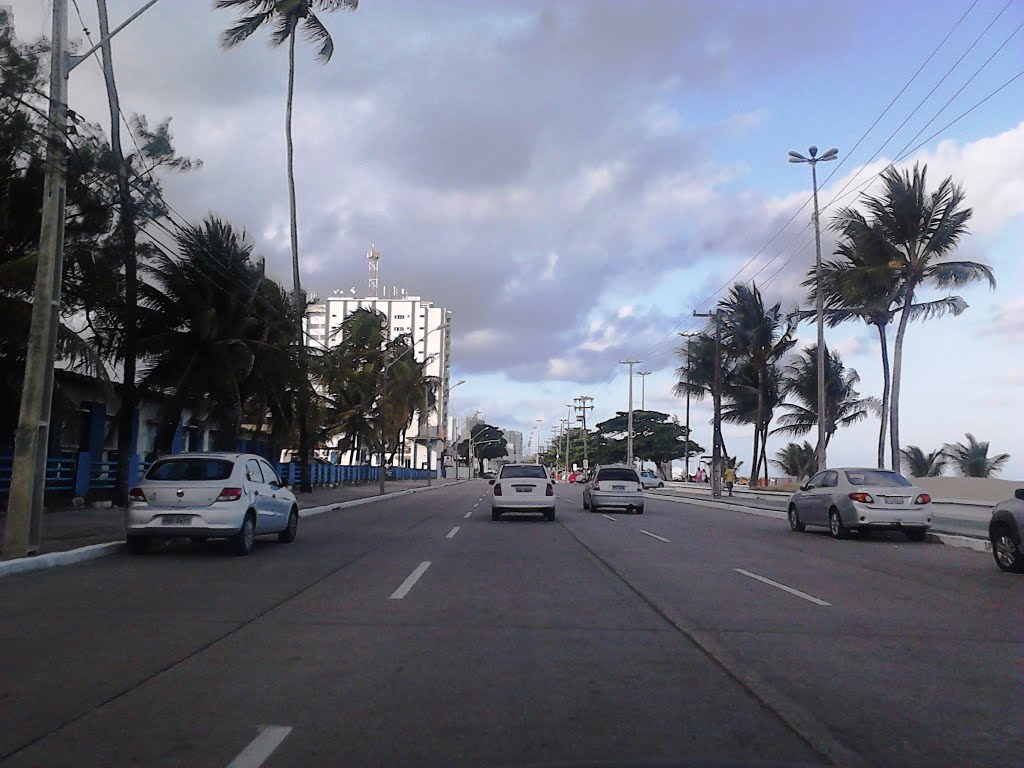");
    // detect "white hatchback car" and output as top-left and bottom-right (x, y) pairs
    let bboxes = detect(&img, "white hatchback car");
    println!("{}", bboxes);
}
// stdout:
(639, 470), (665, 489)
(490, 464), (556, 521)
(583, 464), (645, 515)
(126, 453), (299, 555)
